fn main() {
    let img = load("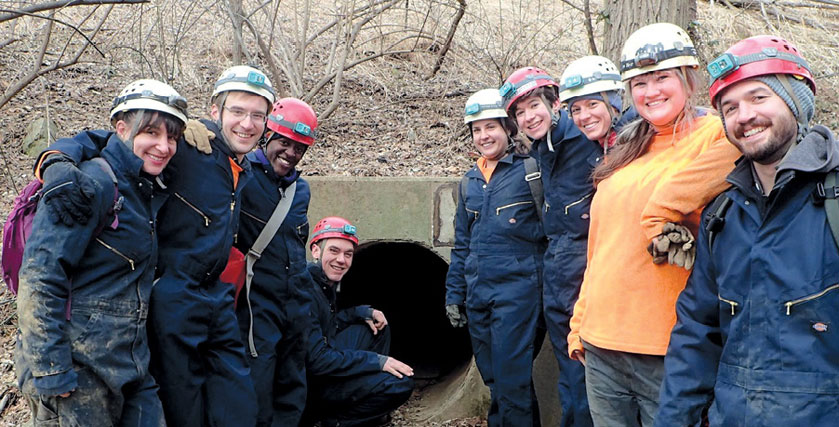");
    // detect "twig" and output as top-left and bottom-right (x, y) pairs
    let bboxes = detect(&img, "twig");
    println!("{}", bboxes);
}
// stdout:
(0, 9), (105, 57)
(0, 131), (19, 194)
(0, 0), (147, 23)
(583, 0), (598, 55)
(426, 0), (466, 79)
